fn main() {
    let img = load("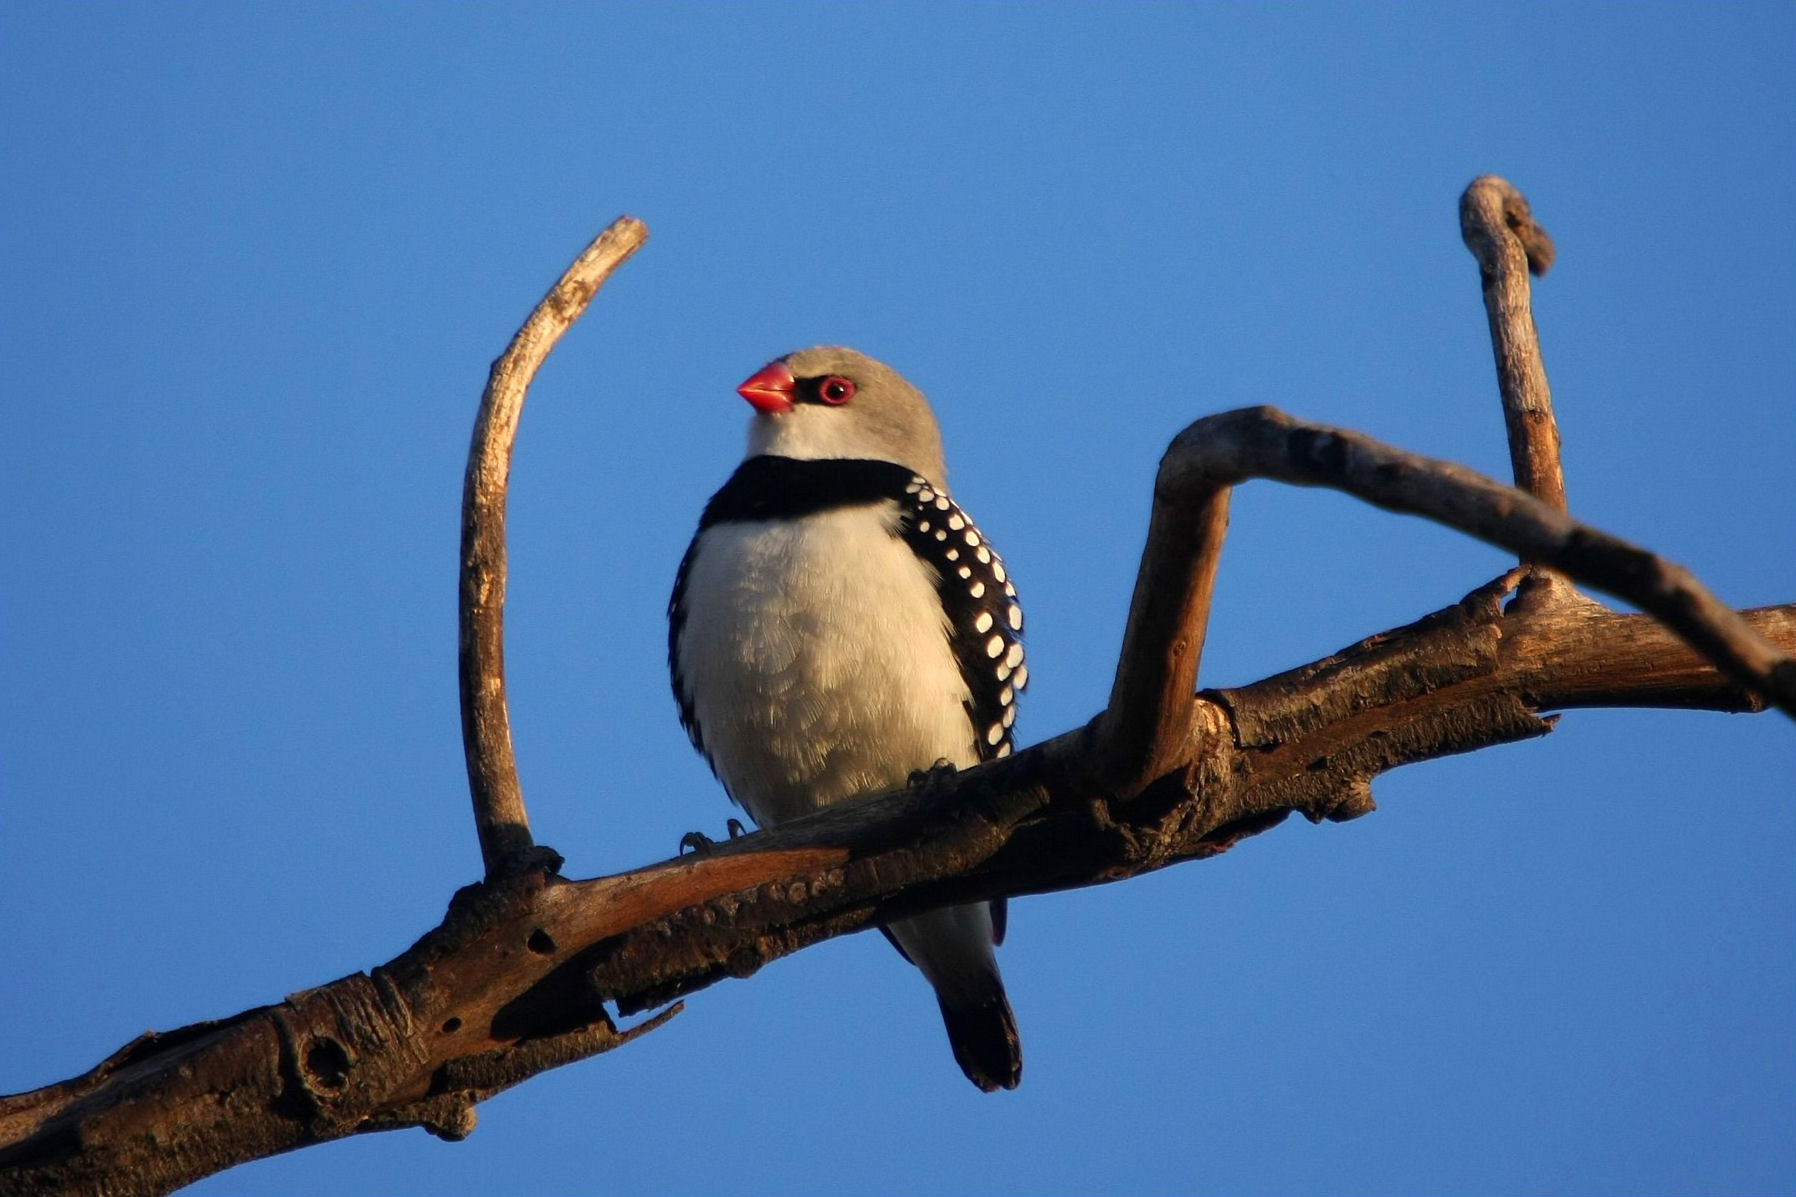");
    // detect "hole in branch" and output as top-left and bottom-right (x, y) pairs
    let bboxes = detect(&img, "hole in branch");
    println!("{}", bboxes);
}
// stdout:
(304, 1037), (350, 1090)
(527, 929), (557, 955)
(441, 1017), (462, 1034)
